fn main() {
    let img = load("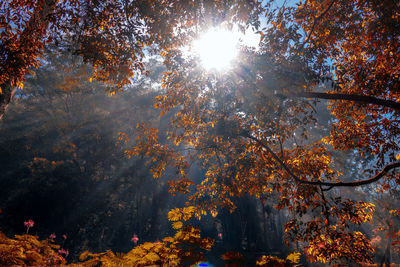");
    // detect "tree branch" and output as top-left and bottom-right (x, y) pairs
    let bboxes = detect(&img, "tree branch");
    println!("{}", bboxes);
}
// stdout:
(298, 0), (336, 51)
(246, 134), (400, 187)
(291, 91), (400, 111)
(0, 0), (57, 119)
